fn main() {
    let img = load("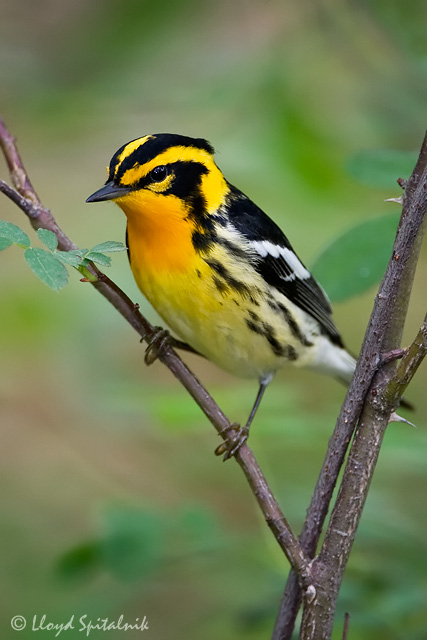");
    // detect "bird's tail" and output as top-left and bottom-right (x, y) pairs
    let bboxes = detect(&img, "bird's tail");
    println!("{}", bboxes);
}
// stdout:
(307, 339), (356, 385)
(326, 343), (414, 411)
